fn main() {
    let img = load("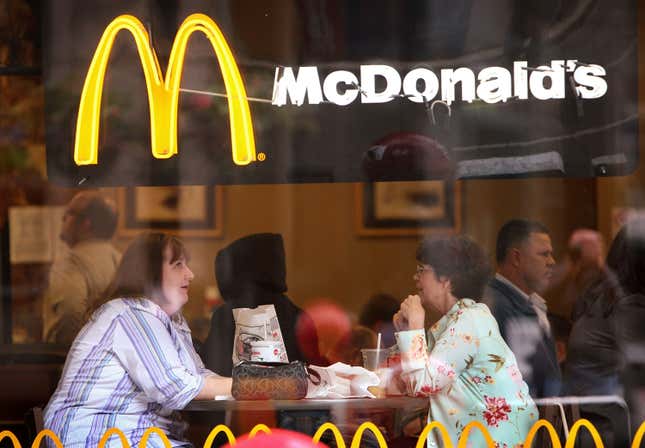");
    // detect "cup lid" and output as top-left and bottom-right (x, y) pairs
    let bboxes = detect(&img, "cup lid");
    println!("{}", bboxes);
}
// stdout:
(250, 340), (279, 347)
